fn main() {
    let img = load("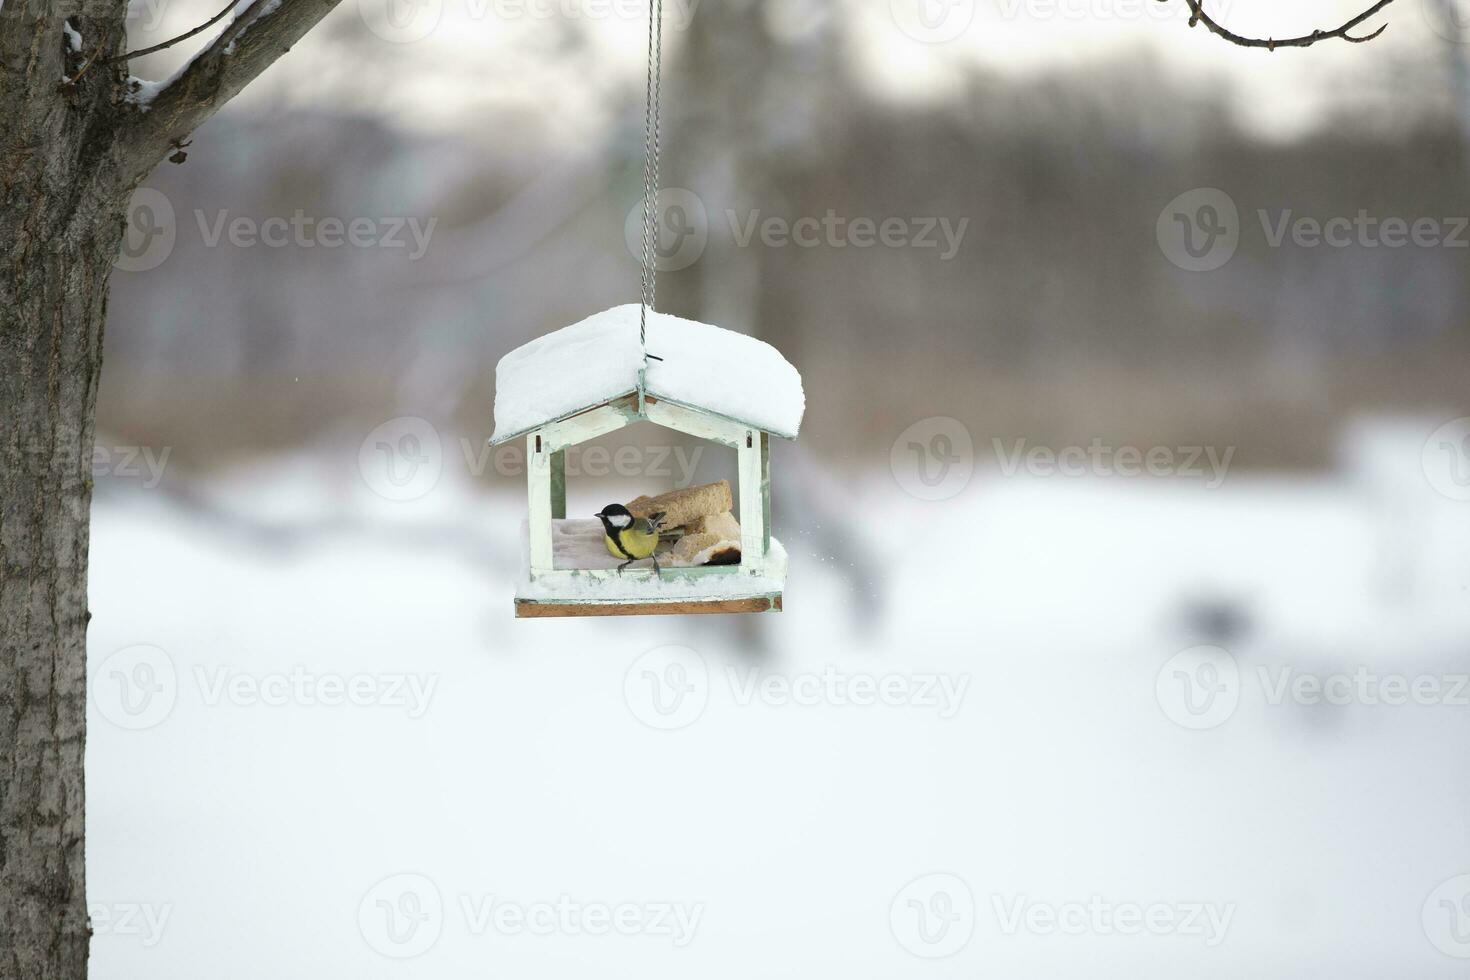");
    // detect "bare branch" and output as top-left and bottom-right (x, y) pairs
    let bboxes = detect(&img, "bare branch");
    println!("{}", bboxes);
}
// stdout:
(1173, 0), (1398, 49)
(104, 0), (237, 64)
(118, 0), (345, 183)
